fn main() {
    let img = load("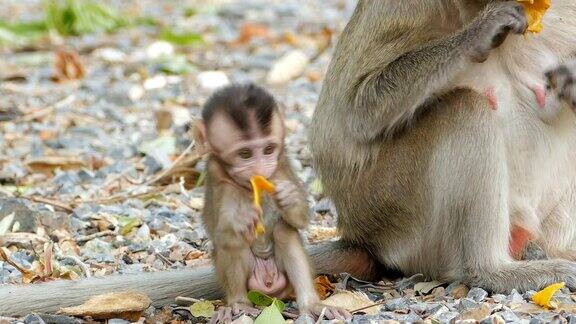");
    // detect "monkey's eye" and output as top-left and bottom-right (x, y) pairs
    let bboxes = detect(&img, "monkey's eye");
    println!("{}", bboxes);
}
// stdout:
(263, 144), (276, 155)
(238, 148), (253, 159)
